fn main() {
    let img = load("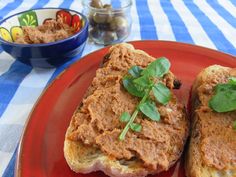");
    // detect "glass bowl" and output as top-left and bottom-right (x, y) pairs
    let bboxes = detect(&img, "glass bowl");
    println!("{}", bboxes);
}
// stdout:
(82, 0), (132, 45)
